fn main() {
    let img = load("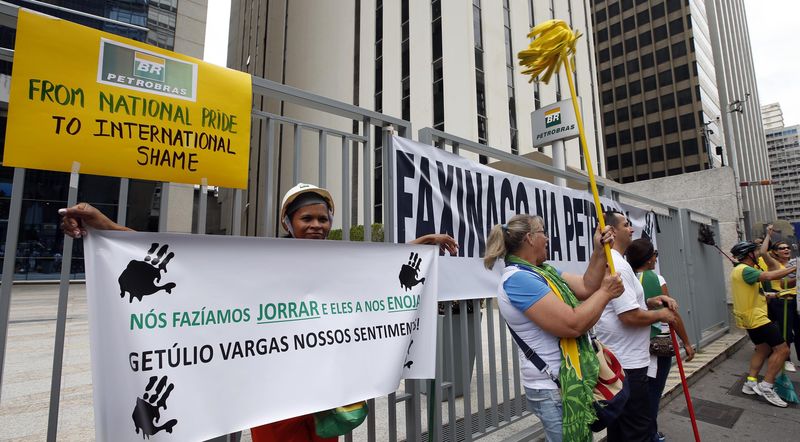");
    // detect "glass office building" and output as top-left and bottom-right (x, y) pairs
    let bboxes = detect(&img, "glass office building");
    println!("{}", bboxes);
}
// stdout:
(0, 0), (179, 280)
